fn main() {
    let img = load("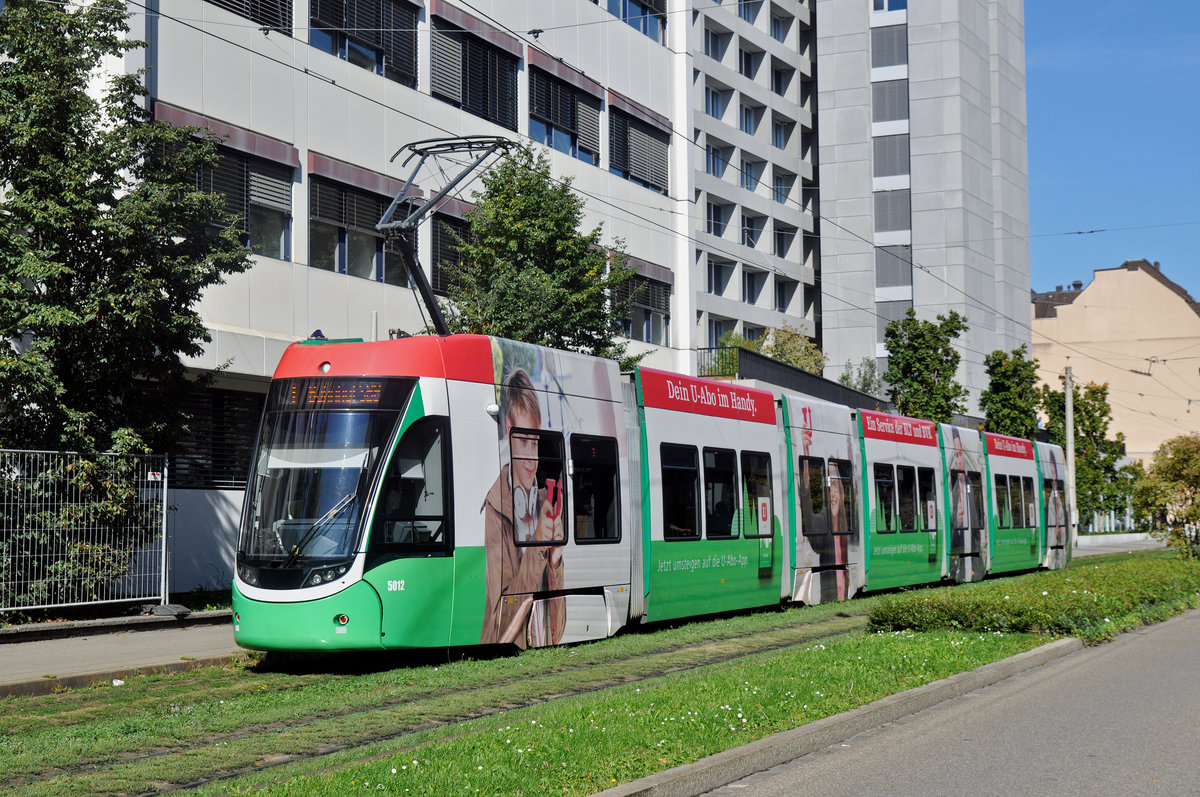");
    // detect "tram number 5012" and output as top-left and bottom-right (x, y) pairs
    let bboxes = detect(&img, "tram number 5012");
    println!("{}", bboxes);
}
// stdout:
(387, 580), (406, 592)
